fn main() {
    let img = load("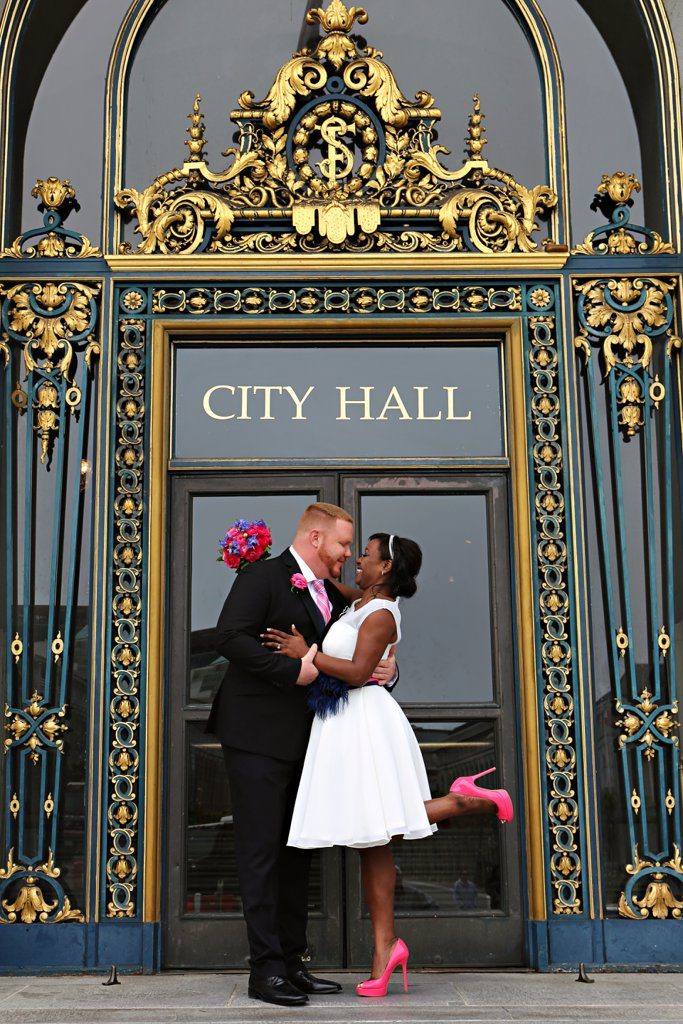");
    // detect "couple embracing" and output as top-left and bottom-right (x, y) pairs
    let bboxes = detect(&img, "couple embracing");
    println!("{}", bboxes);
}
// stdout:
(207, 502), (513, 1006)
